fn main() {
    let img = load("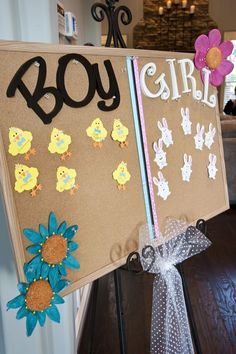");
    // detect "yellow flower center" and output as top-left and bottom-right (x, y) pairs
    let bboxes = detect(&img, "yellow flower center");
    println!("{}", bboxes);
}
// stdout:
(25, 280), (53, 311)
(206, 47), (222, 69)
(41, 234), (67, 265)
